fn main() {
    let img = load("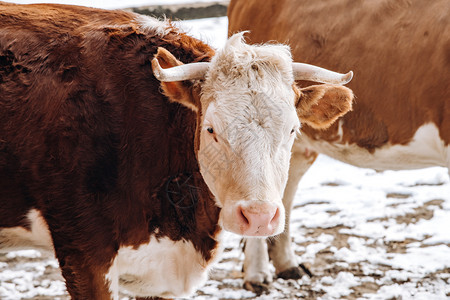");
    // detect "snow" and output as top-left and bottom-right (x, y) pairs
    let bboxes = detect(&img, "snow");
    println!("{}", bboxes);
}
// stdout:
(1, 2), (450, 299)
(176, 17), (228, 49)
(319, 272), (359, 298)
